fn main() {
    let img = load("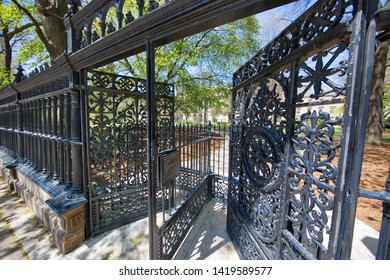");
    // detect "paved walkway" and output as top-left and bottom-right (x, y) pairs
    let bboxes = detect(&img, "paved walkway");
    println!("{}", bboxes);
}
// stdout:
(0, 175), (379, 260)
(0, 176), (237, 260)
